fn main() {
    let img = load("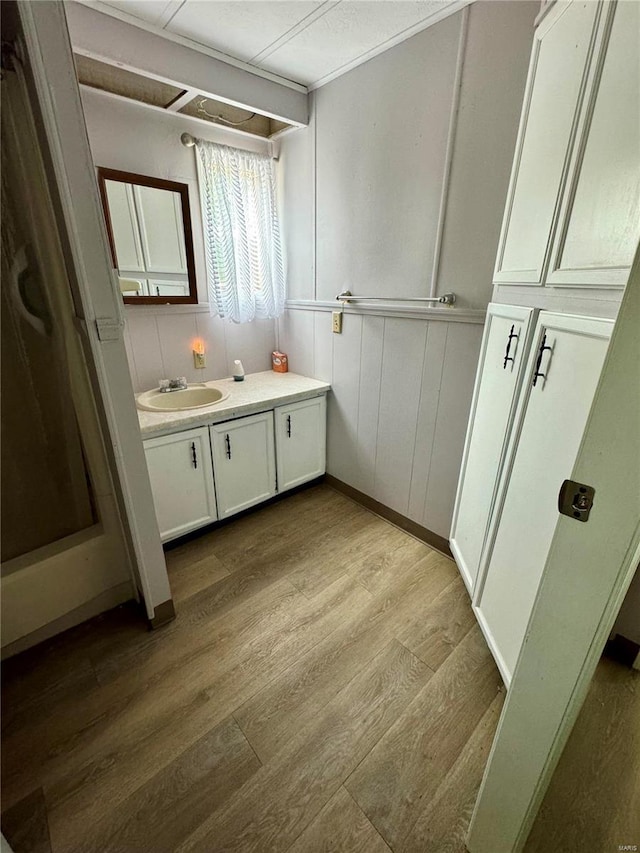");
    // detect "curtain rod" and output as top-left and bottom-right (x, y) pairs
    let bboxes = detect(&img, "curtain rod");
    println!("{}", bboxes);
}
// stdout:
(337, 290), (456, 306)
(180, 132), (279, 160)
